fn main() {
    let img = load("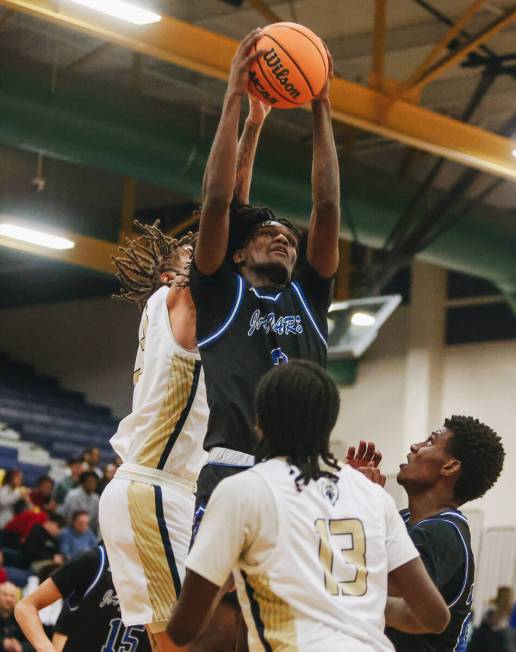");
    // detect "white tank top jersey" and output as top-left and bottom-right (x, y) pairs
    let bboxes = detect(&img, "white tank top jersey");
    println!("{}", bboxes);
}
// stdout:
(187, 459), (419, 652)
(110, 286), (208, 484)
